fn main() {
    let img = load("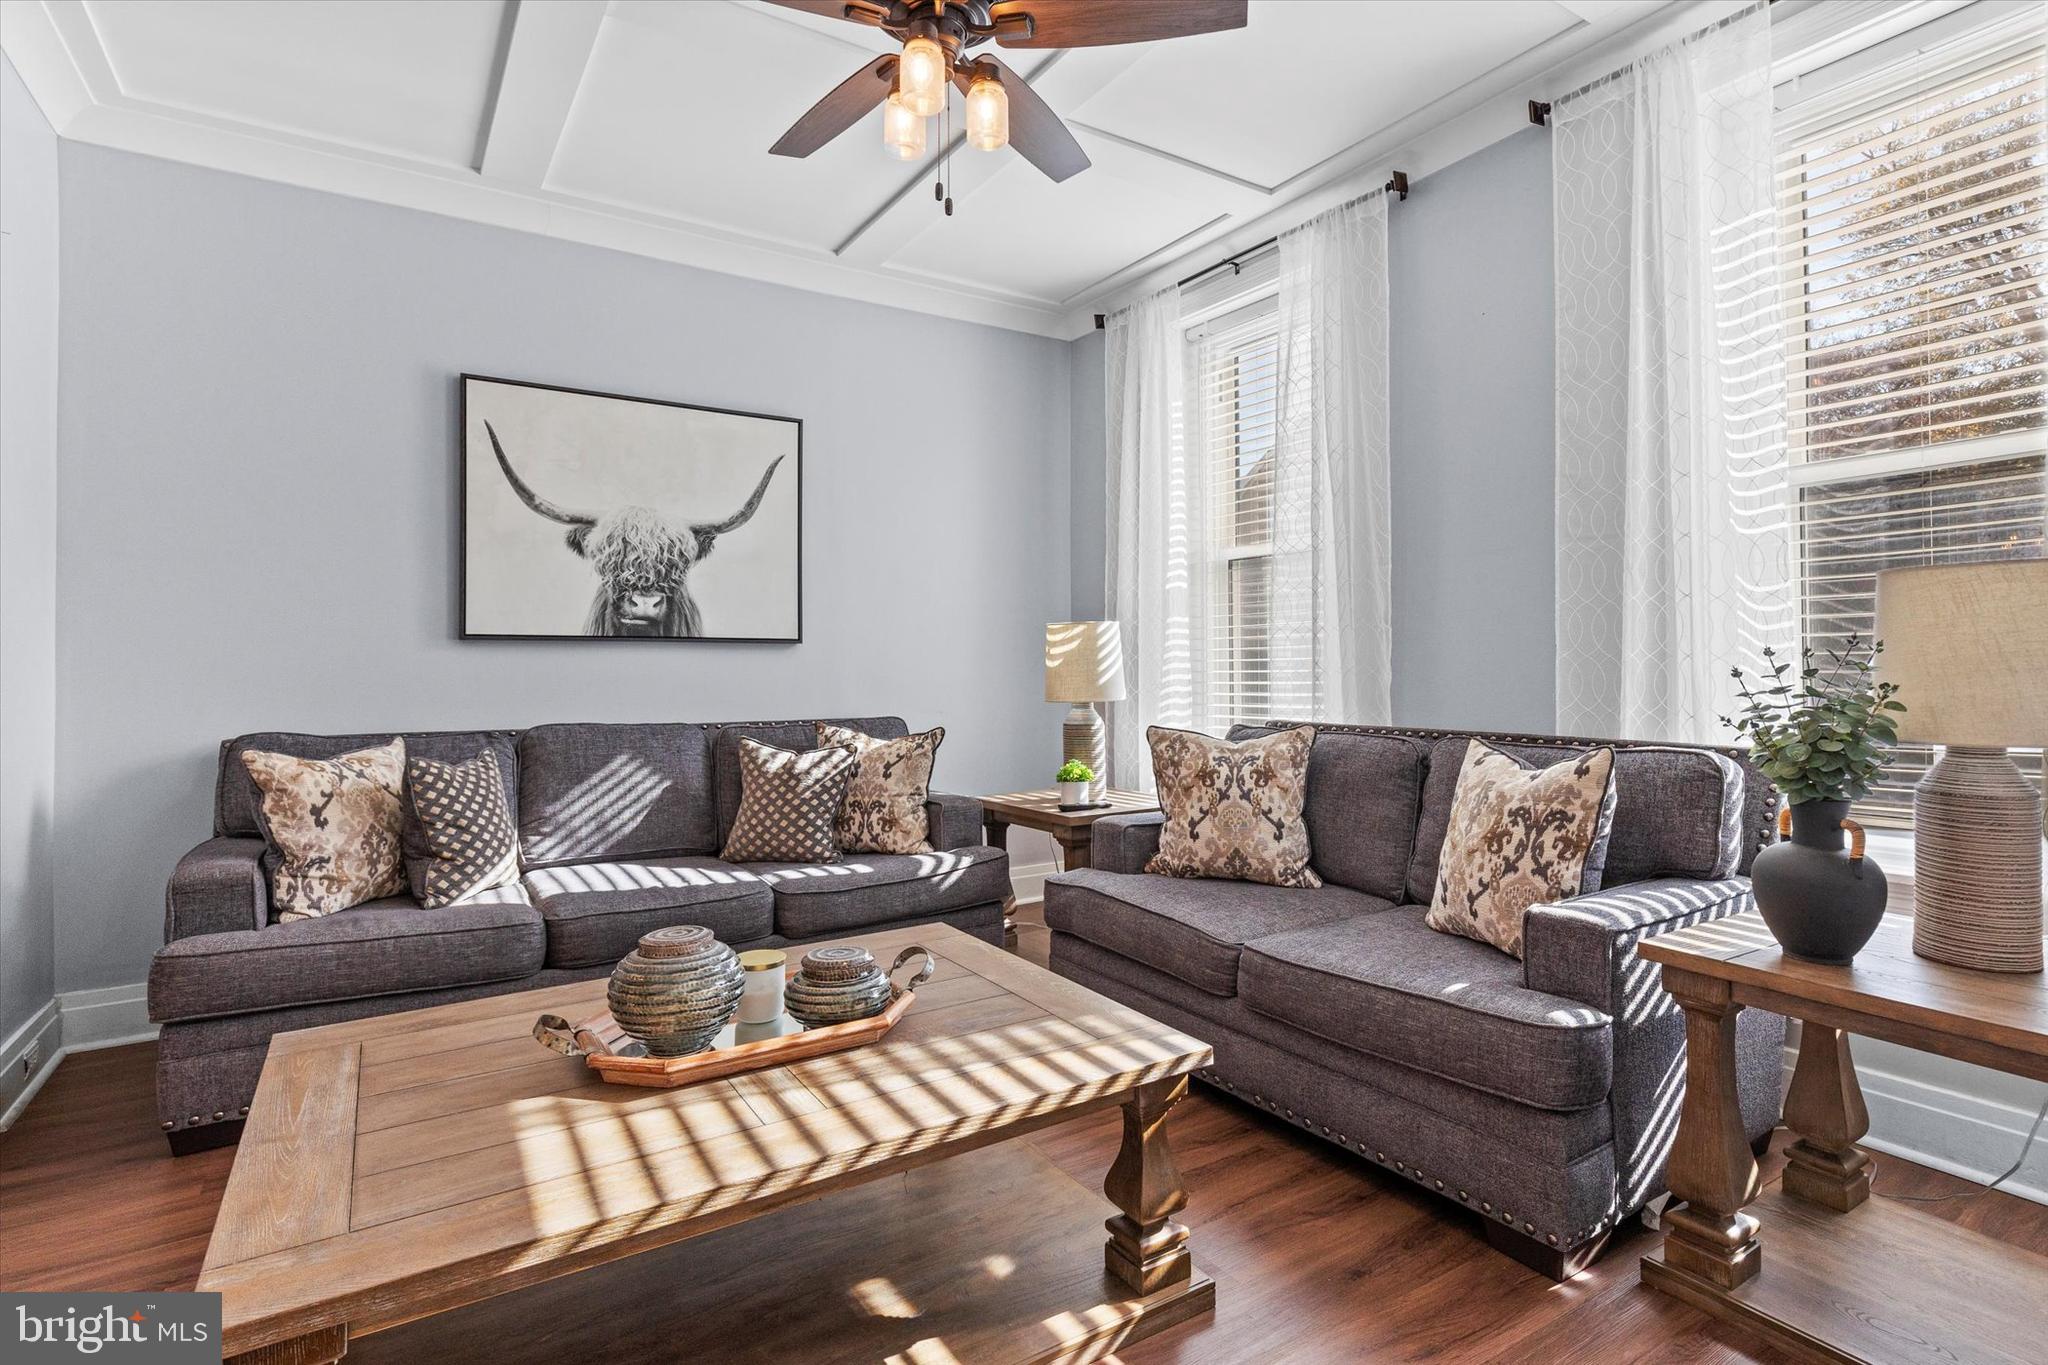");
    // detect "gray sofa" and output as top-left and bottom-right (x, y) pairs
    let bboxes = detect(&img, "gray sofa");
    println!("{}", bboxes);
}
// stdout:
(148, 716), (1008, 1153)
(1044, 723), (1784, 1278)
